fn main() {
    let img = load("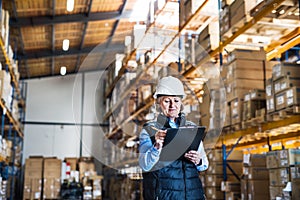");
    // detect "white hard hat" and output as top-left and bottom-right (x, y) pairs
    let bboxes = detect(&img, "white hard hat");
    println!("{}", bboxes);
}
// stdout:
(153, 76), (186, 99)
